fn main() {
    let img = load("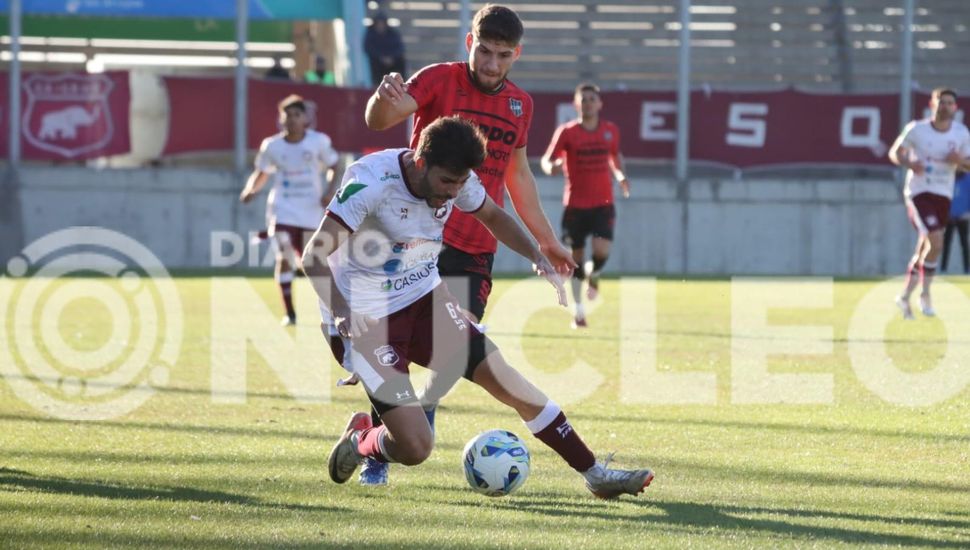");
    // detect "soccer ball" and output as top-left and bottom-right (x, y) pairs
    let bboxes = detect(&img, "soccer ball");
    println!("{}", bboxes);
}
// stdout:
(462, 429), (530, 497)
